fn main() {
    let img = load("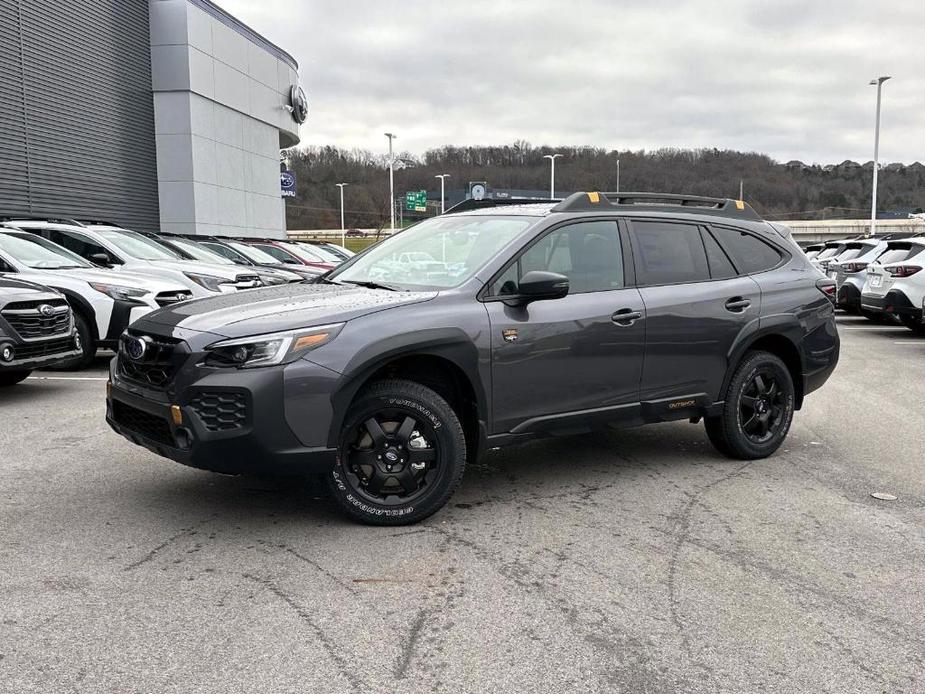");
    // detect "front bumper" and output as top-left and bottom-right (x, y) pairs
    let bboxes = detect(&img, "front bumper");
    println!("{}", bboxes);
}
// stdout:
(860, 289), (922, 318)
(106, 357), (339, 476)
(0, 334), (82, 371)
